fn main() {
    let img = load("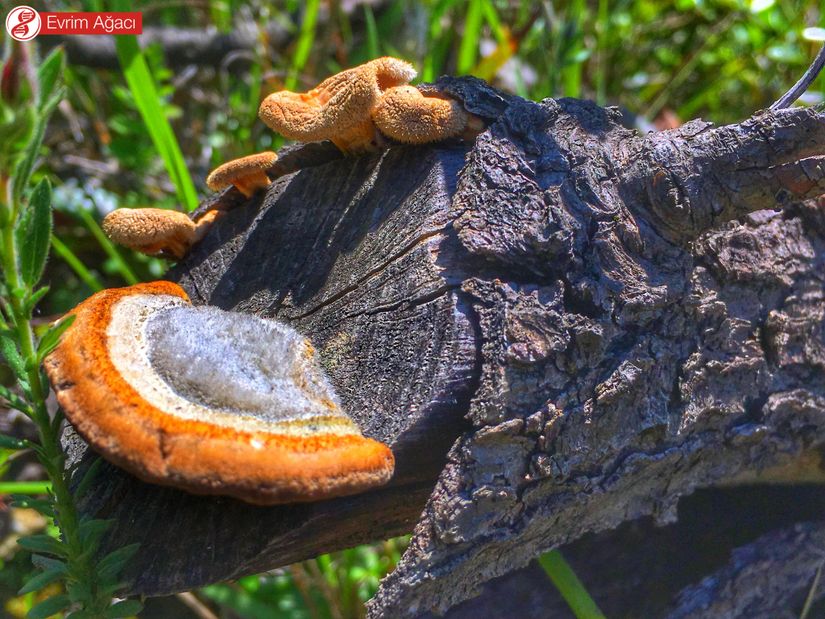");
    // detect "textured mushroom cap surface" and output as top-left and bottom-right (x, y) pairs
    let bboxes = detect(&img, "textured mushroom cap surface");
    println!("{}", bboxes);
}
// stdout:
(205, 151), (278, 192)
(372, 85), (469, 144)
(258, 57), (417, 143)
(102, 208), (196, 259)
(44, 282), (395, 504)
